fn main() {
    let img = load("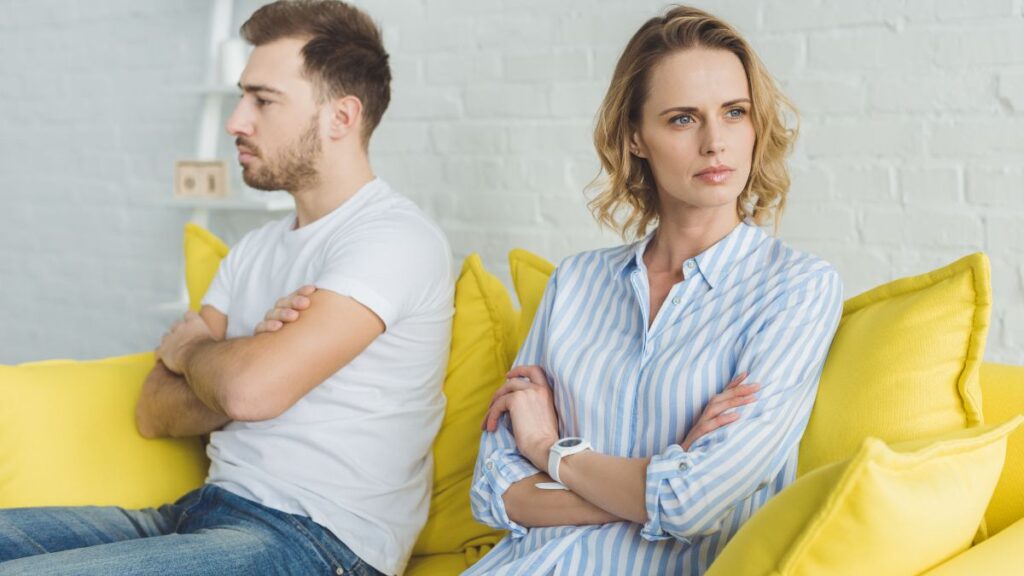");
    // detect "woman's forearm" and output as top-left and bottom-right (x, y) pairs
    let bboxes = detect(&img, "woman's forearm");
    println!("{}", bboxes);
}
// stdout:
(503, 473), (625, 527)
(556, 451), (651, 524)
